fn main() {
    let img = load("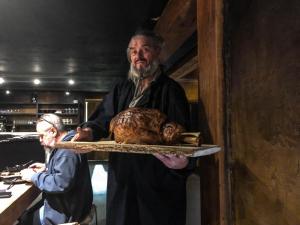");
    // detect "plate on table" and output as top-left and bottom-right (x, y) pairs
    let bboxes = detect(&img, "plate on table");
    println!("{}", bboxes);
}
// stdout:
(2, 178), (26, 185)
(0, 172), (21, 179)
(0, 173), (25, 184)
